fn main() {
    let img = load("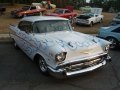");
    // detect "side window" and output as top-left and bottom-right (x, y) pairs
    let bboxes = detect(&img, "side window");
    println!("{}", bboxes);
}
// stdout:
(18, 21), (33, 33)
(18, 21), (26, 31)
(112, 27), (120, 33)
(30, 6), (36, 10)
